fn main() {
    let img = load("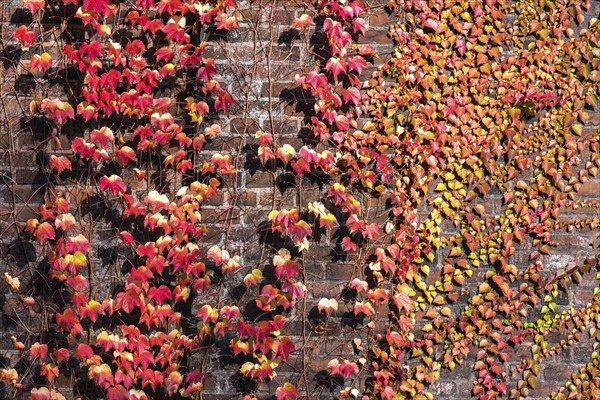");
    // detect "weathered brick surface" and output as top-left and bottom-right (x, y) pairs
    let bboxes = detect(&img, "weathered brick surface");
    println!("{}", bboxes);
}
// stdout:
(0, 0), (599, 399)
